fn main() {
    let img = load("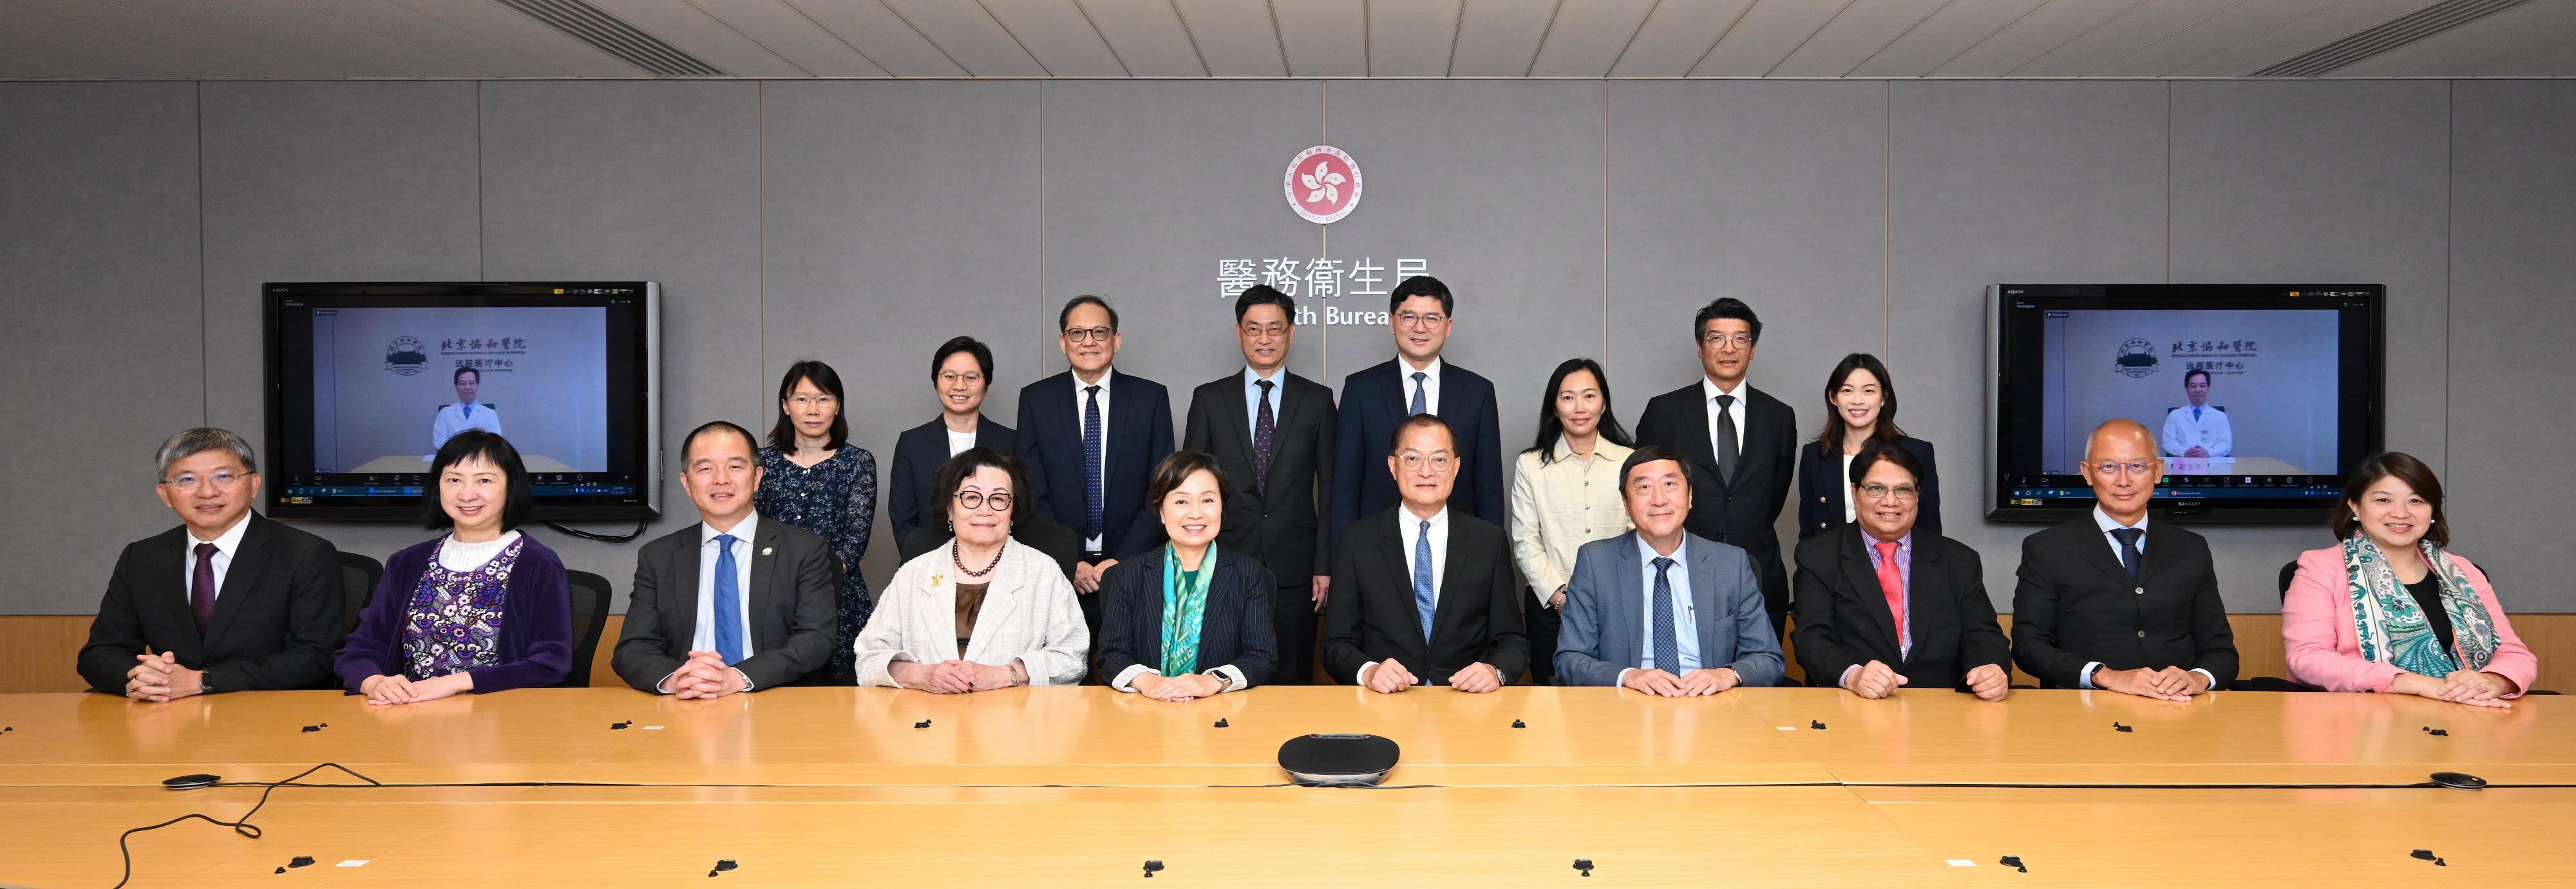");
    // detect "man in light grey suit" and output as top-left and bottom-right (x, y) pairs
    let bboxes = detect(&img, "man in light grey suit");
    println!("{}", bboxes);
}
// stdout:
(1555, 444), (1784, 693)
(612, 421), (840, 696)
